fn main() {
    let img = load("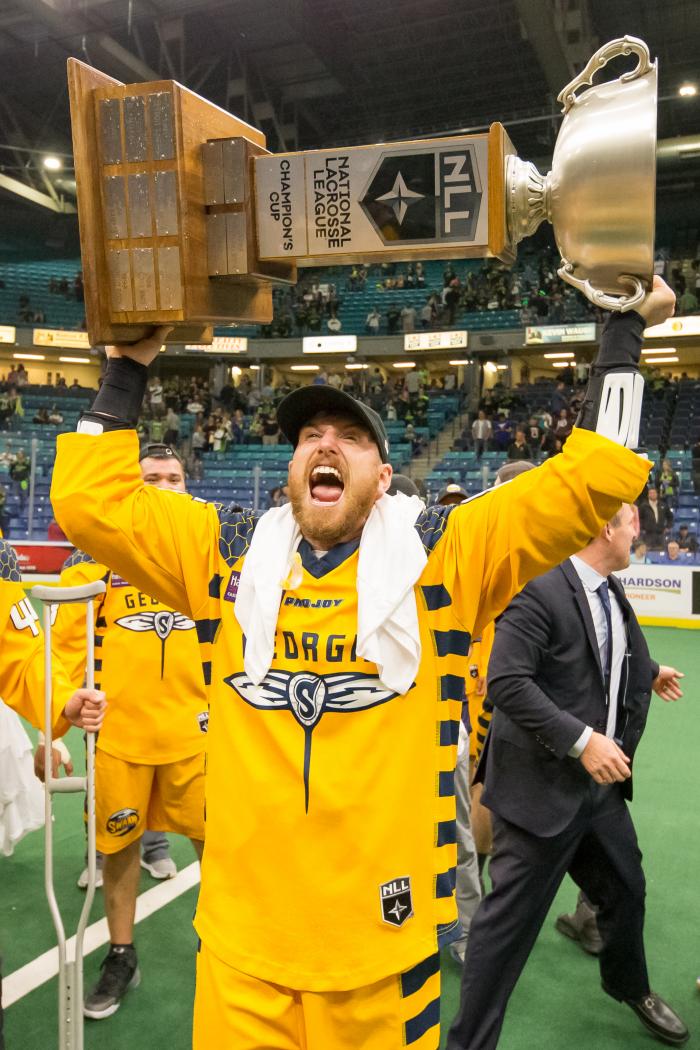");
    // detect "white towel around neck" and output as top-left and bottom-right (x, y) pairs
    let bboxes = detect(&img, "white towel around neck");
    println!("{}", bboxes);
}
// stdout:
(234, 493), (427, 695)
